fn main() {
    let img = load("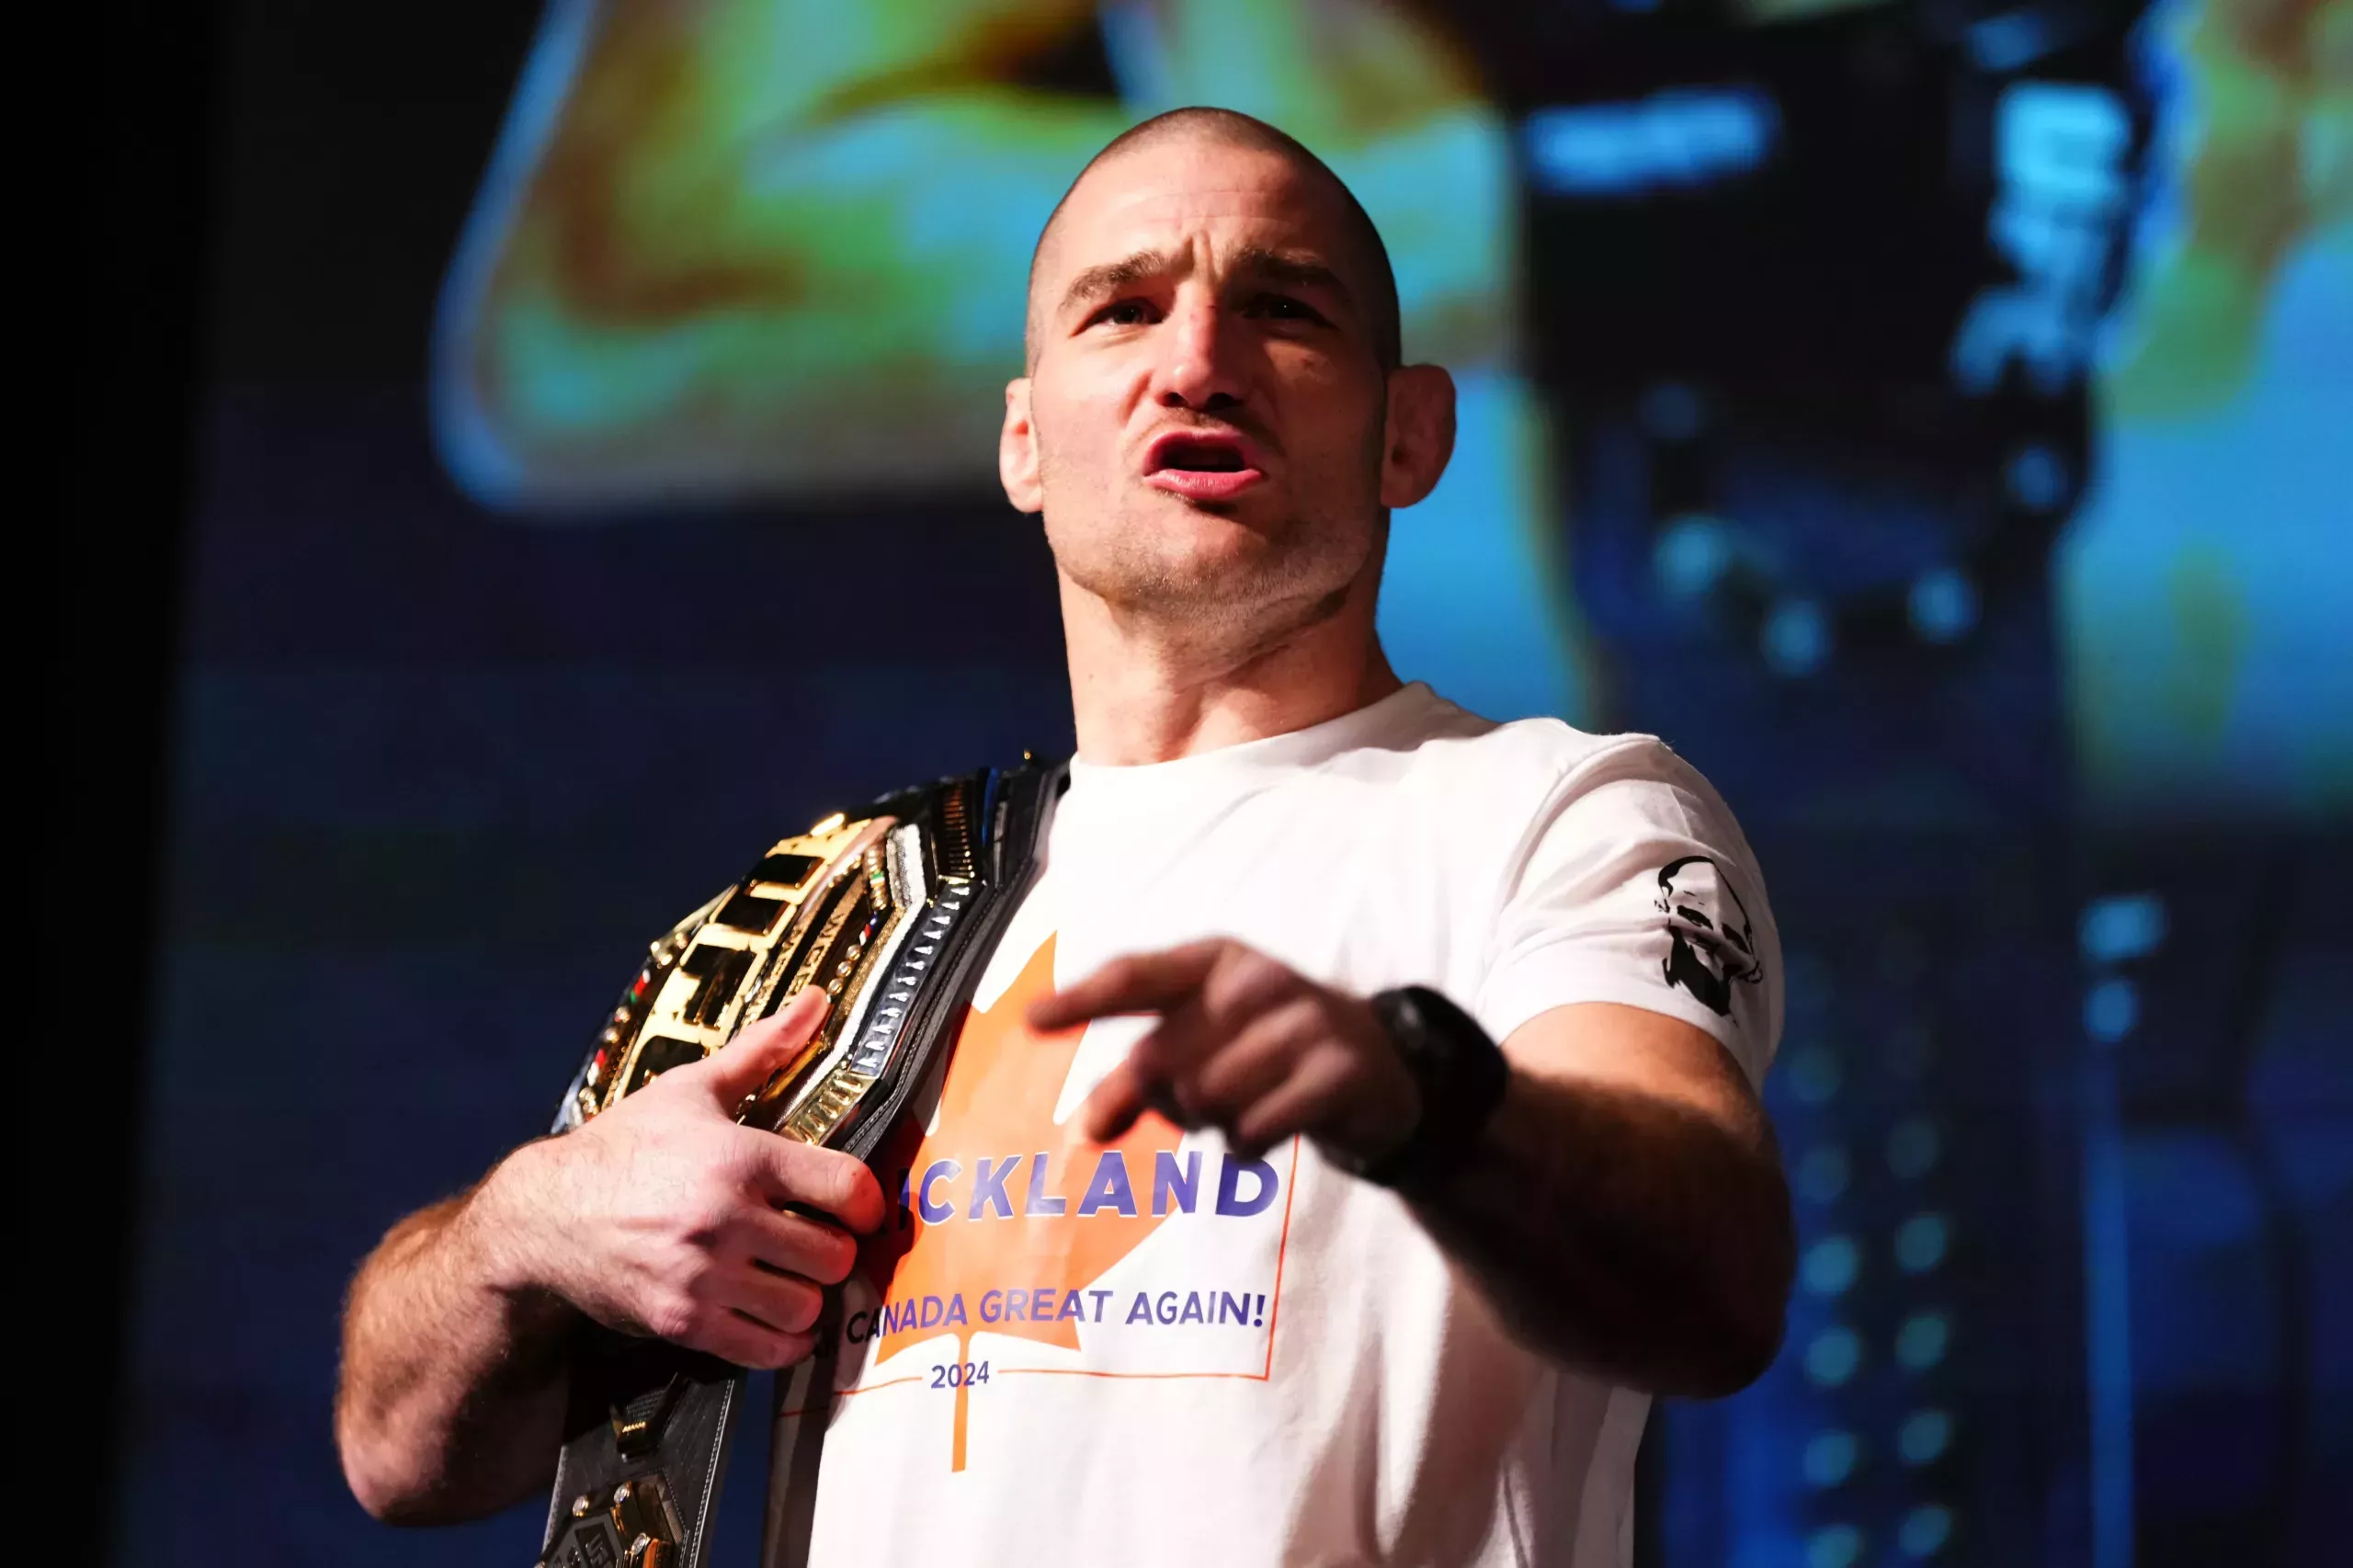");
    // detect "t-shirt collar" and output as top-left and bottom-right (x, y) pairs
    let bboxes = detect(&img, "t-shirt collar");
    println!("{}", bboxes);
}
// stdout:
(1064, 681), (1443, 805)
